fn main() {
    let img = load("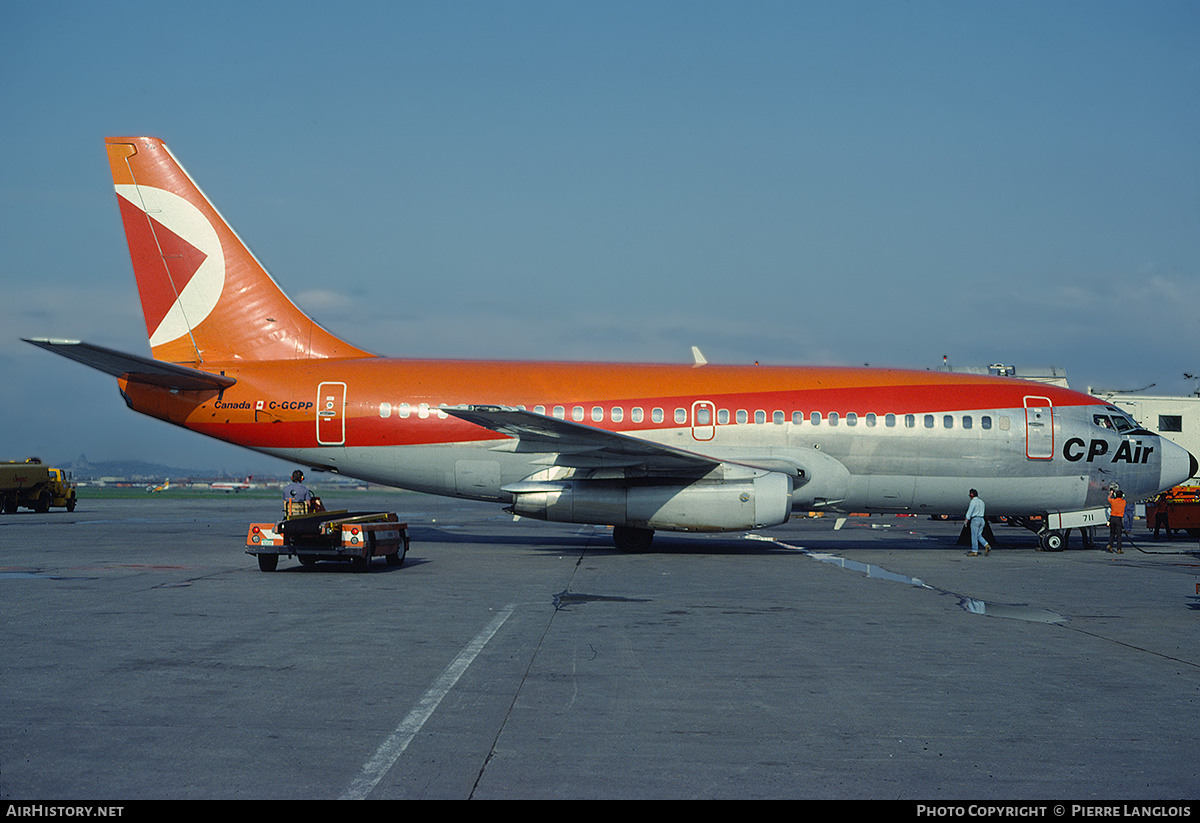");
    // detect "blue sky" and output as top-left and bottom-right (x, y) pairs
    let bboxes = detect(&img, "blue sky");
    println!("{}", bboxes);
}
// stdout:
(2, 1), (1197, 474)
